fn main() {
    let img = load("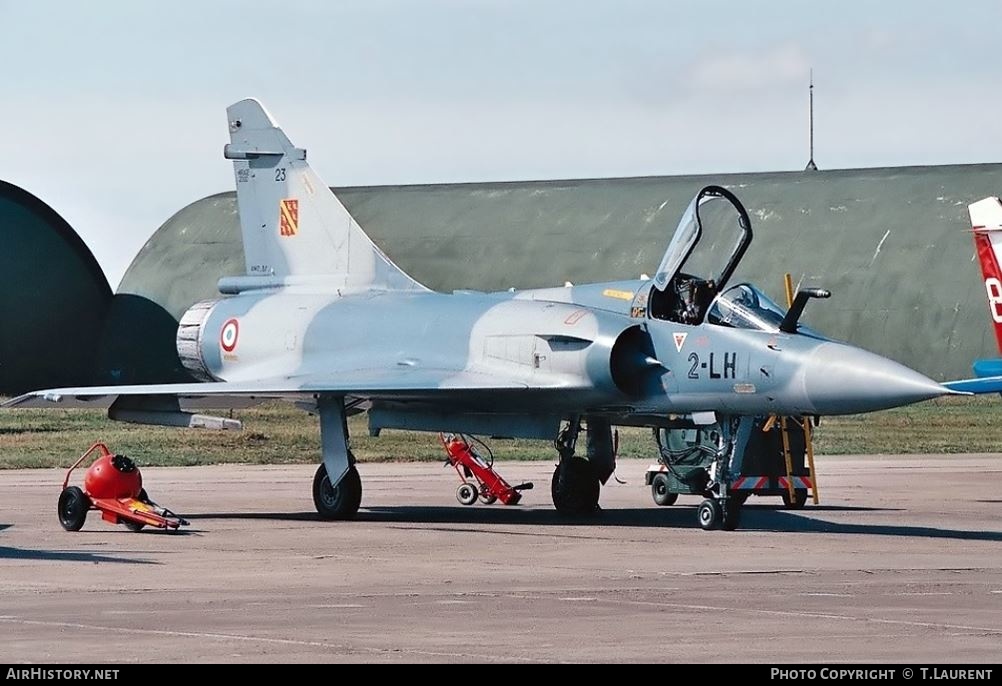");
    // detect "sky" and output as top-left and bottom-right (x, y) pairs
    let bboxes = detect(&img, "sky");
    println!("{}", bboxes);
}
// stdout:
(2, 0), (1001, 288)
